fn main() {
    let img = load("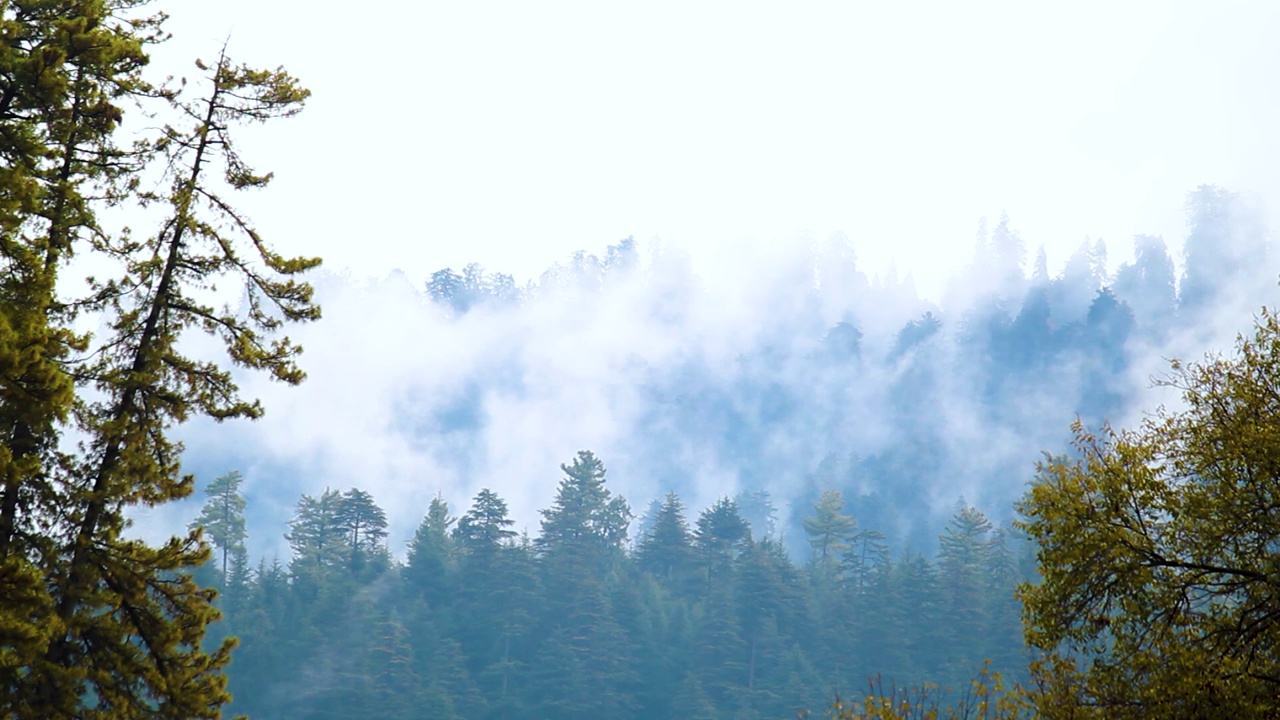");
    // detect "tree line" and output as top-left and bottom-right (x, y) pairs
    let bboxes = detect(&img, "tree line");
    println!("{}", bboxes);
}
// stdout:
(195, 452), (1033, 719)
